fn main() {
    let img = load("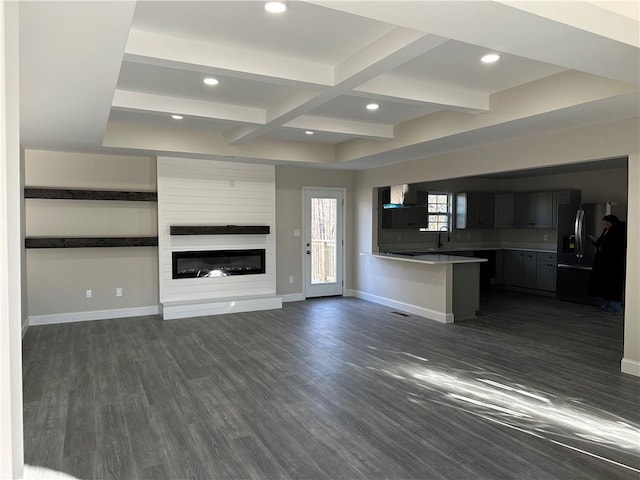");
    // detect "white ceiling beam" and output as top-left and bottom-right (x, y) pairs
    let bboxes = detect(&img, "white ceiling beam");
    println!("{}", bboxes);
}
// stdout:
(354, 76), (489, 113)
(283, 115), (394, 139)
(227, 30), (448, 144)
(112, 90), (265, 124)
(333, 29), (447, 86)
(124, 29), (334, 87)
